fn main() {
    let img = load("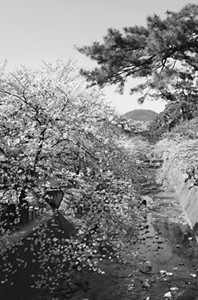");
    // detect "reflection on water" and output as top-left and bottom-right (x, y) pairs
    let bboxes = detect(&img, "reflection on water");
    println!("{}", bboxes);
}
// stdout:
(136, 212), (198, 272)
